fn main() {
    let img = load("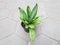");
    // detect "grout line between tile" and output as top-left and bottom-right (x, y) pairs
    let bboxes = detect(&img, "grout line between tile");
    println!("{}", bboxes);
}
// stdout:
(0, 32), (14, 40)
(39, 33), (59, 42)
(58, 42), (60, 45)
(35, 33), (60, 45)
(6, 17), (18, 22)
(13, 21), (28, 42)
(15, 34), (28, 42)
(0, 17), (8, 21)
